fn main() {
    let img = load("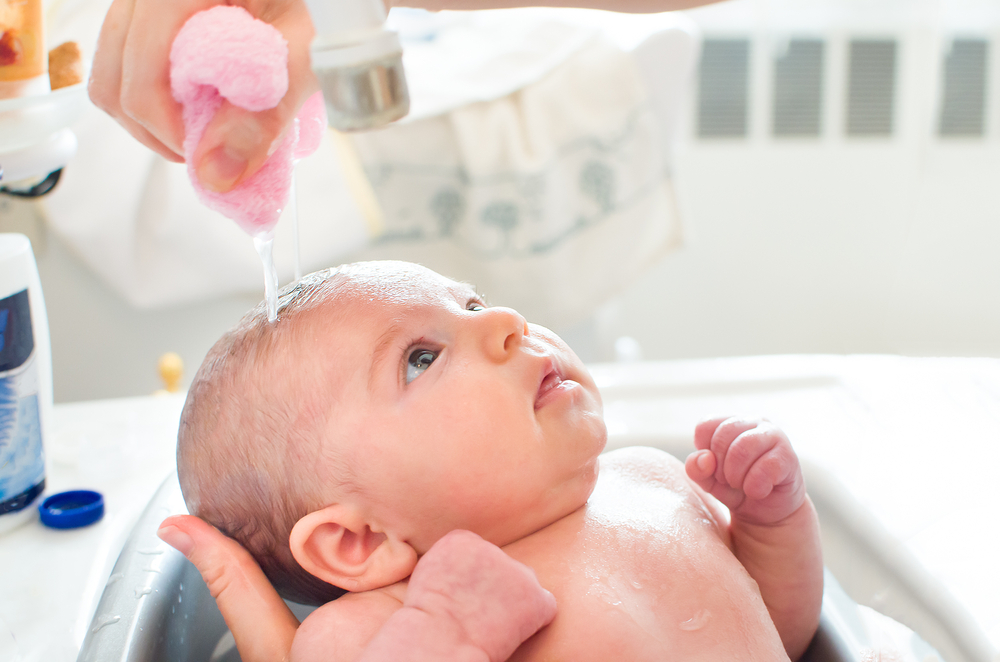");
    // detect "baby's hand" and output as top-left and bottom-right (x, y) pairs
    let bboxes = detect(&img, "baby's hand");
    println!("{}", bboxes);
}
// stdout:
(368, 530), (555, 662)
(685, 416), (806, 526)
